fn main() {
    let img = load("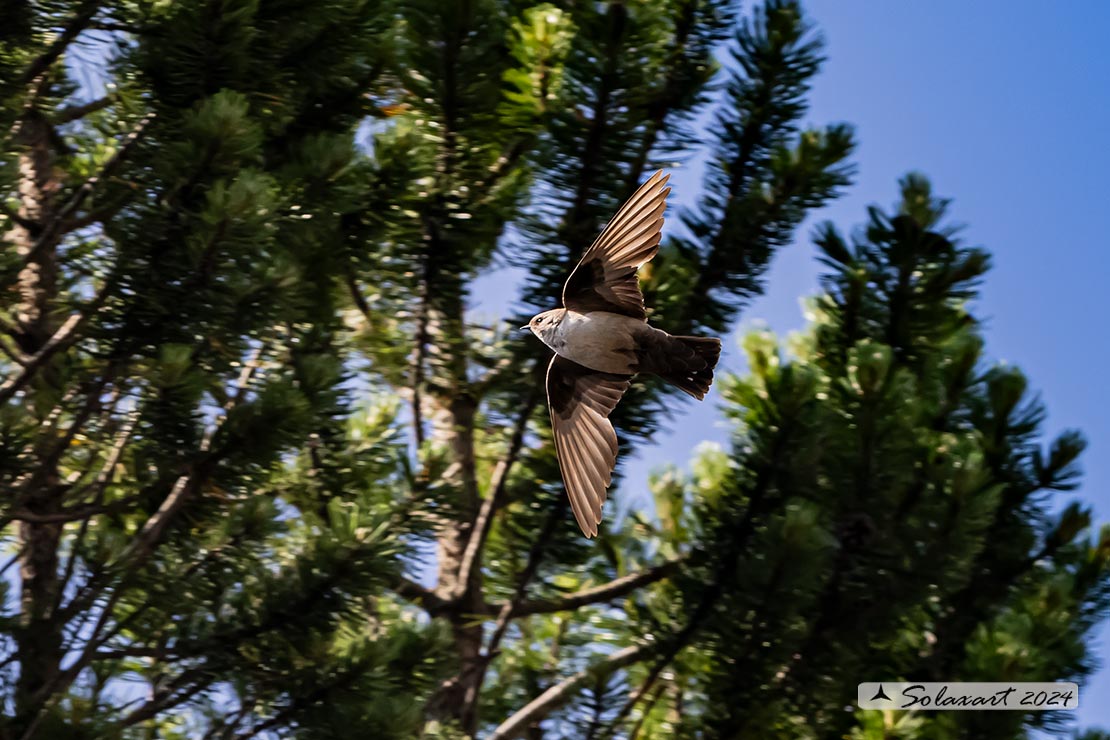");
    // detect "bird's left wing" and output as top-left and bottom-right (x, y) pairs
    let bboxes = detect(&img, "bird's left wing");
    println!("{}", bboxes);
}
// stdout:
(561, 170), (670, 320)
(546, 354), (632, 537)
